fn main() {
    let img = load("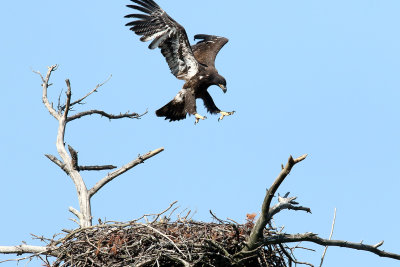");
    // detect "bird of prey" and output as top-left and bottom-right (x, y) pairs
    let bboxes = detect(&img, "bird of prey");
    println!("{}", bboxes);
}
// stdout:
(125, 0), (234, 124)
